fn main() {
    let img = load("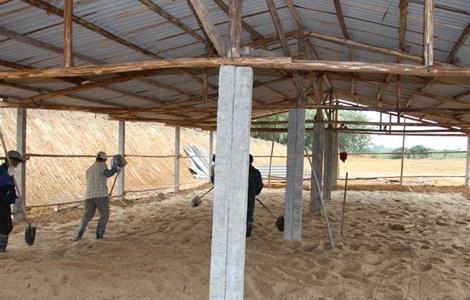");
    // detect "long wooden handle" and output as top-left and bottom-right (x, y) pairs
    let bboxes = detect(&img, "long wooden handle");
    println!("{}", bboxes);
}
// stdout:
(0, 128), (31, 225)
